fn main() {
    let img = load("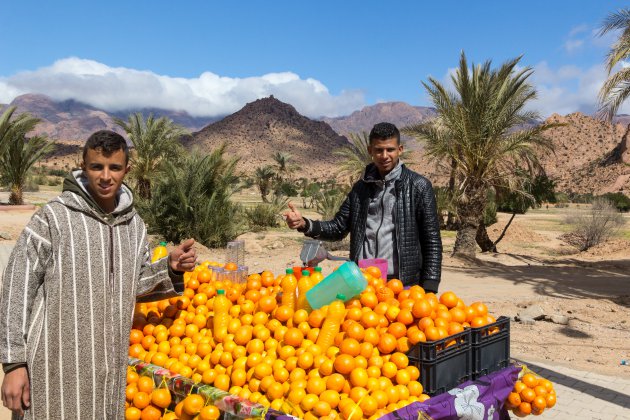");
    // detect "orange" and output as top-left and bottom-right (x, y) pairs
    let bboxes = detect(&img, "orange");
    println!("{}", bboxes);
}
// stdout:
(522, 373), (539, 389)
(132, 391), (150, 410)
(424, 326), (441, 341)
(339, 338), (361, 357)
(438, 291), (459, 309)
(183, 394), (205, 416)
(326, 373), (346, 392)
(275, 305), (295, 323)
(360, 292), (378, 309)
(390, 352), (409, 369)
(507, 392), (521, 408)
(349, 368), (369, 388)
(140, 405), (161, 420)
(520, 387), (536, 403)
(125, 406), (141, 420)
(515, 401), (532, 416)
(125, 384), (138, 402)
(198, 405), (221, 420)
(258, 295), (277, 313)
(136, 376), (154, 394)
(306, 376), (327, 395)
(396, 309), (414, 326)
(386, 279), (403, 295)
(377, 333), (398, 354)
(532, 395), (547, 412)
(545, 393), (556, 408)
(333, 354), (355, 375)
(365, 266), (382, 279)
(417, 316), (434, 331)
(470, 301), (488, 317)
(387, 322), (407, 339)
